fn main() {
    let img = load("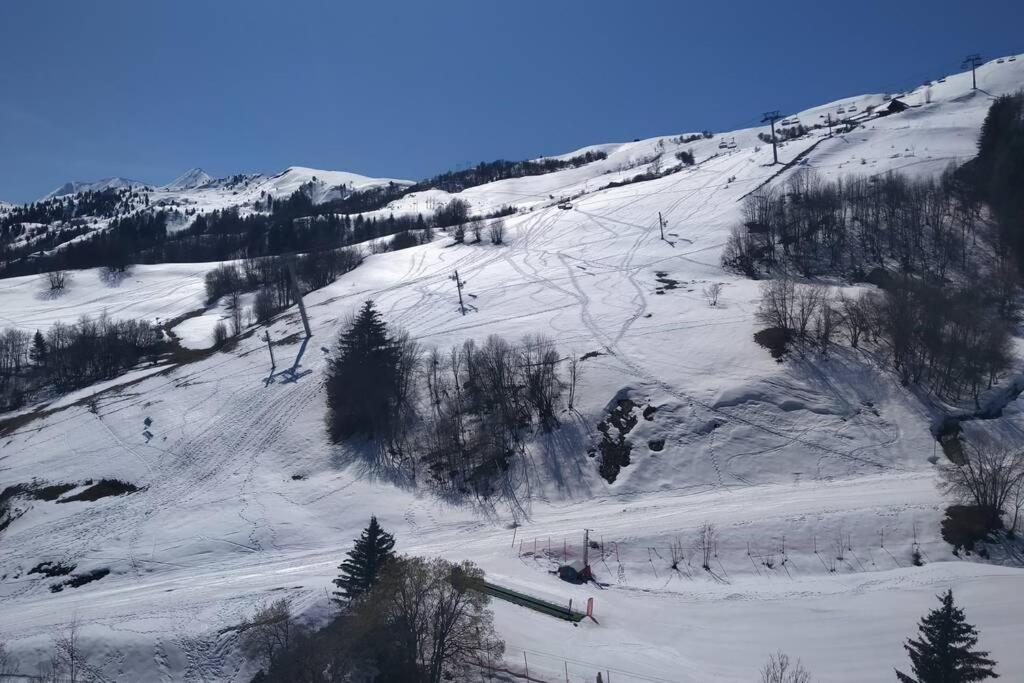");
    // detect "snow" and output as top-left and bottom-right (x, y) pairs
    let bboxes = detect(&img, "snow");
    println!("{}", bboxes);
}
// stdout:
(1, 54), (1024, 682)
(44, 176), (144, 199)
(162, 167), (215, 192)
(0, 263), (214, 333)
